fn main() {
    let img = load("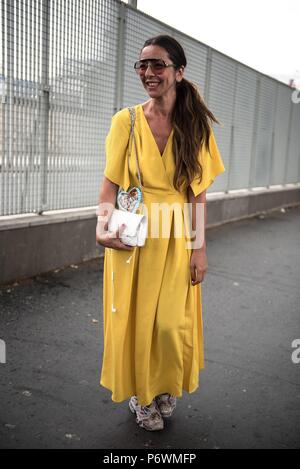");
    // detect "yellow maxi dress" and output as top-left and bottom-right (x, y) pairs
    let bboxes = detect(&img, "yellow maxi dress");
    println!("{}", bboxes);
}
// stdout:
(100, 103), (225, 406)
